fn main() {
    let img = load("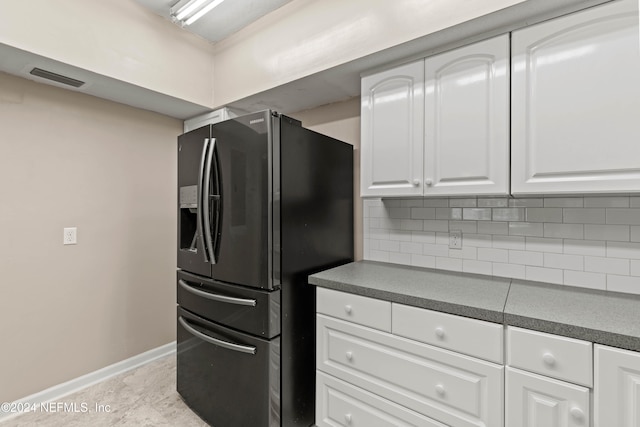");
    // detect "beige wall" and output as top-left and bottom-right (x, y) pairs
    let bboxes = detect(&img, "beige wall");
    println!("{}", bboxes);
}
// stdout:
(0, 0), (215, 108)
(0, 72), (179, 403)
(290, 97), (363, 260)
